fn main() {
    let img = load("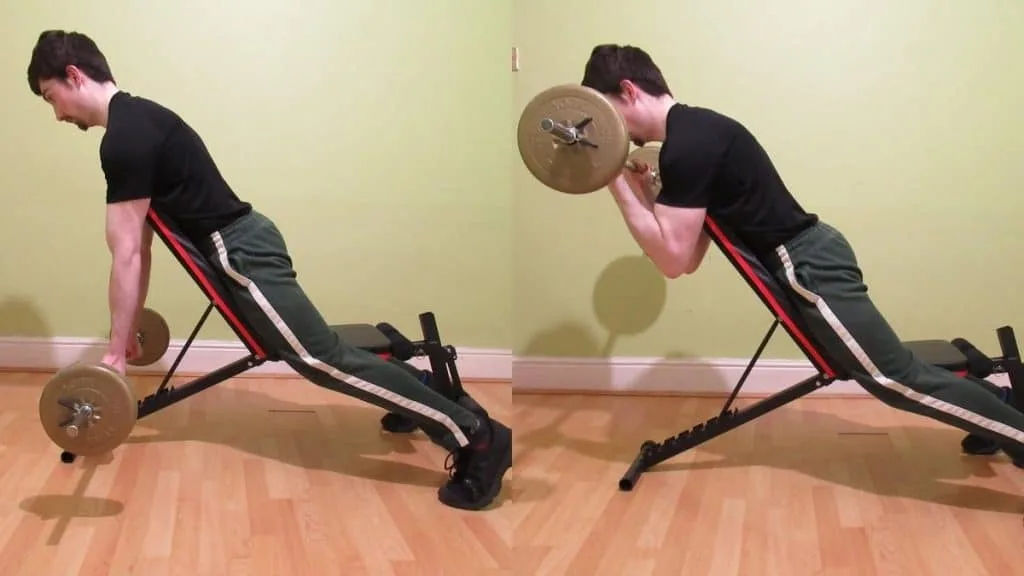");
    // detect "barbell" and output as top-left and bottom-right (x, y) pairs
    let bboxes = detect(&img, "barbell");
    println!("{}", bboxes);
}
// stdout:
(517, 83), (662, 196)
(38, 307), (171, 457)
